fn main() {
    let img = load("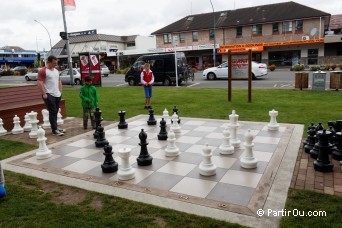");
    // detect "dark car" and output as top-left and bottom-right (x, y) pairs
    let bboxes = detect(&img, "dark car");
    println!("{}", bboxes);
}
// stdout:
(125, 52), (192, 86)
